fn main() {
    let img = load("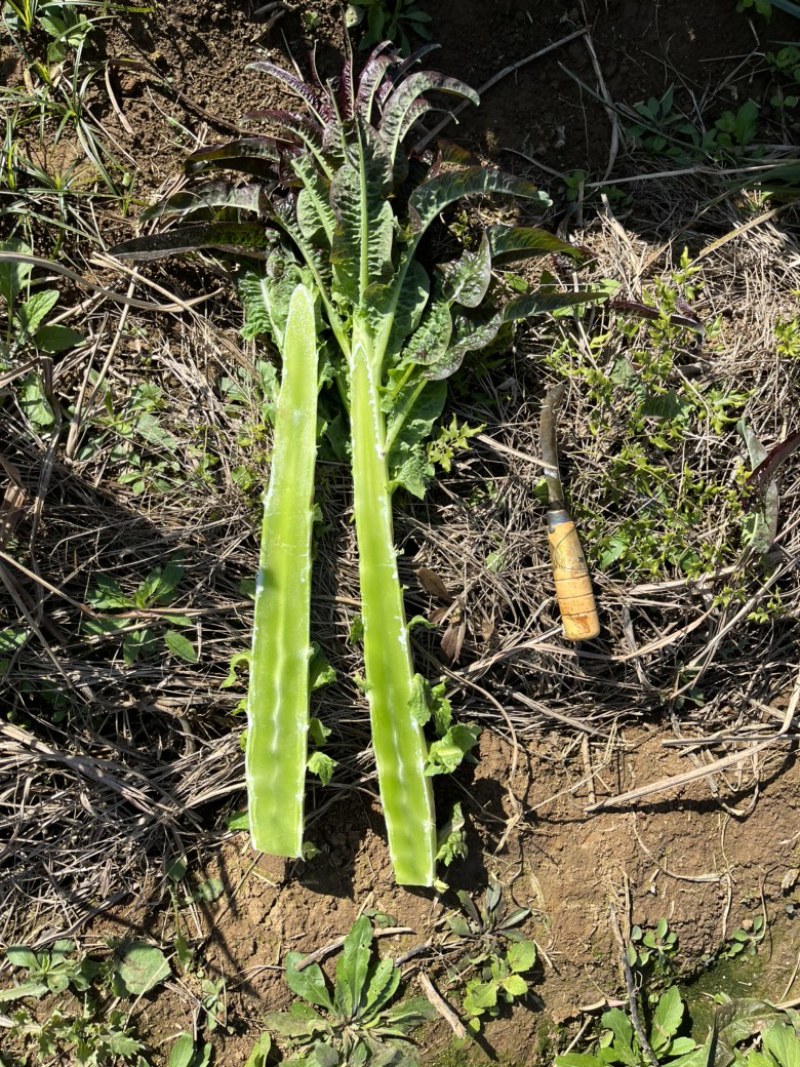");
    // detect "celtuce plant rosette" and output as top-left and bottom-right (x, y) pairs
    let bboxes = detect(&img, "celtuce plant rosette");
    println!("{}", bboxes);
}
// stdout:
(113, 38), (608, 886)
